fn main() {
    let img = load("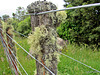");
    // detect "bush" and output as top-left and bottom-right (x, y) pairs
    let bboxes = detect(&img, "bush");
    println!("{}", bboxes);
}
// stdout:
(17, 16), (31, 36)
